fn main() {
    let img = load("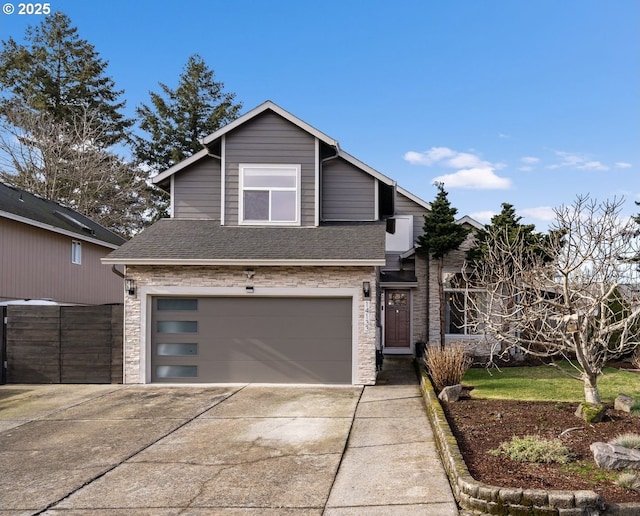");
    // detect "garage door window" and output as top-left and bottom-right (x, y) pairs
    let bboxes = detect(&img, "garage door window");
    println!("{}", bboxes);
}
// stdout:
(156, 343), (198, 356)
(157, 321), (198, 334)
(157, 298), (198, 311)
(156, 365), (198, 378)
